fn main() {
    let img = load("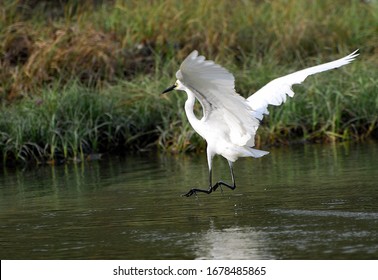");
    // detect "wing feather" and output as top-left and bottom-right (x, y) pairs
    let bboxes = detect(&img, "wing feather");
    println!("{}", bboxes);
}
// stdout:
(247, 50), (359, 120)
(176, 50), (260, 147)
